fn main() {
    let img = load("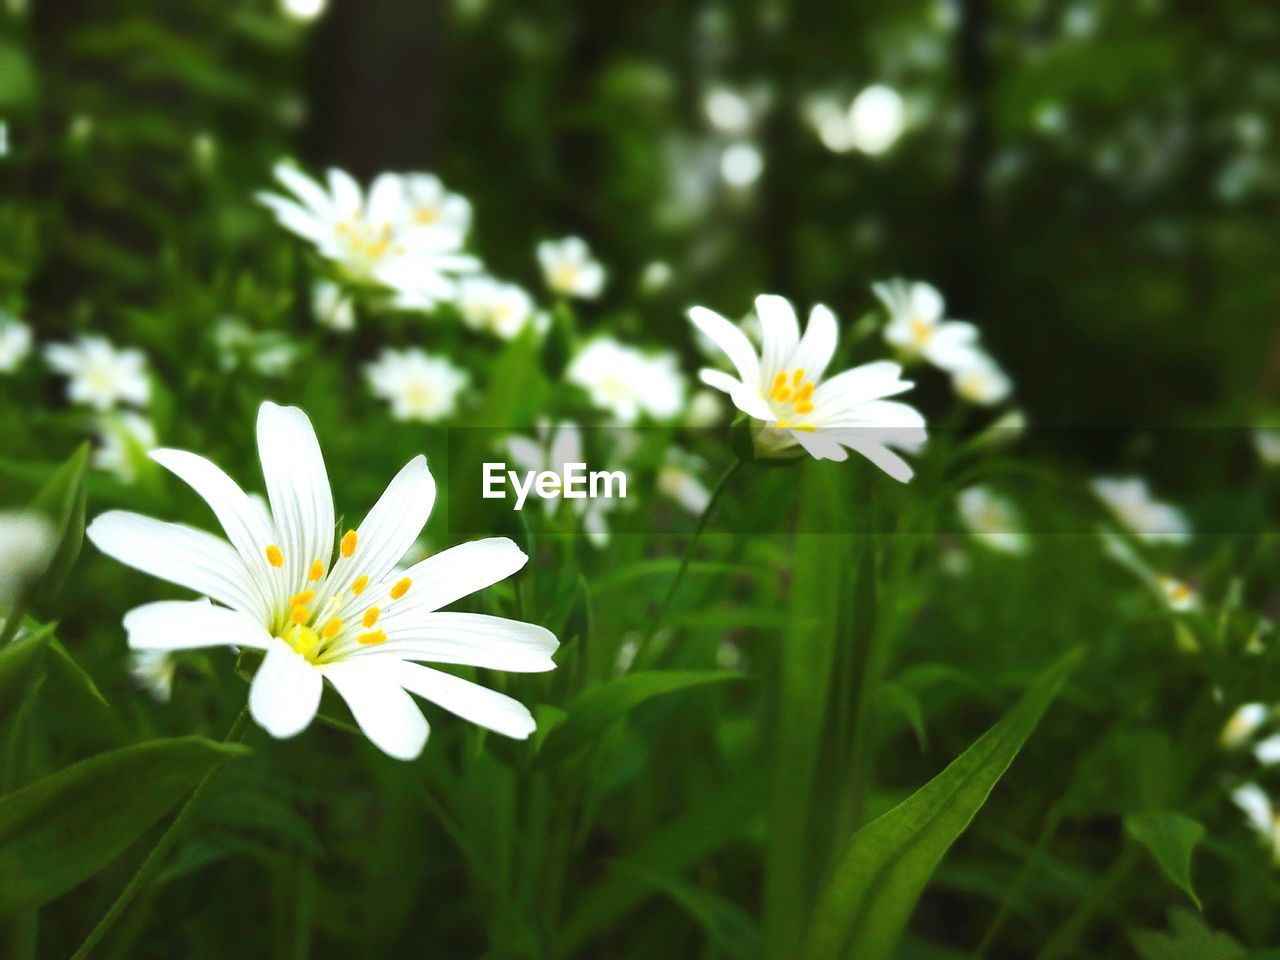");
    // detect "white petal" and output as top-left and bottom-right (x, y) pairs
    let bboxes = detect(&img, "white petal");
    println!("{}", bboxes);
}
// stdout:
(366, 173), (405, 225)
(787, 304), (839, 383)
(274, 163), (334, 218)
(909, 281), (945, 323)
(257, 402), (335, 598)
(323, 659), (429, 760)
(924, 322), (982, 372)
(326, 168), (363, 216)
(87, 511), (265, 617)
(811, 361), (913, 415)
(249, 637), (323, 739)
(375, 538), (529, 619)
(396, 661), (536, 739)
(699, 369), (775, 422)
(361, 612), (558, 673)
(257, 195), (329, 245)
(1233, 783), (1275, 837)
(123, 599), (271, 651)
(755, 294), (800, 378)
(687, 306), (761, 388)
